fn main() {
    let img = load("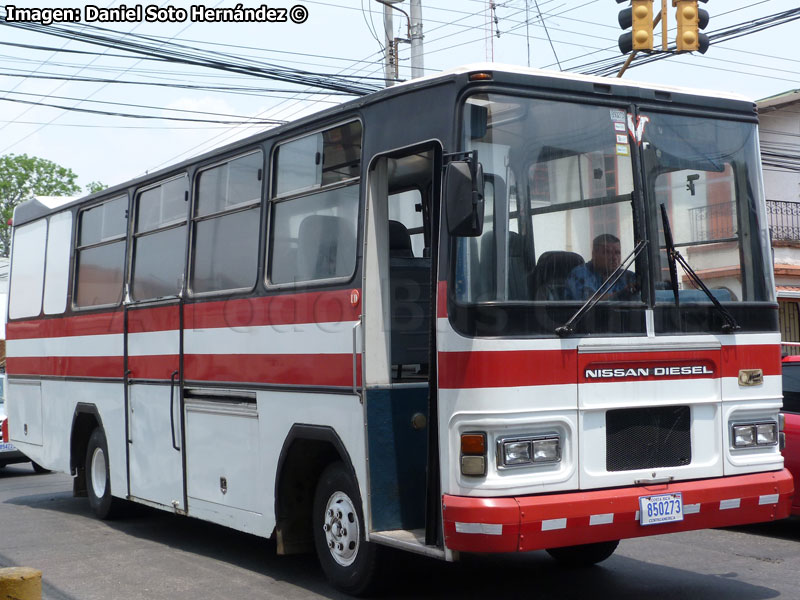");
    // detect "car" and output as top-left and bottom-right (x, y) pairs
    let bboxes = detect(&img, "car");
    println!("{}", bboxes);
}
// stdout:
(781, 355), (800, 515)
(0, 378), (48, 473)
